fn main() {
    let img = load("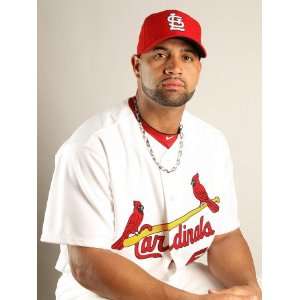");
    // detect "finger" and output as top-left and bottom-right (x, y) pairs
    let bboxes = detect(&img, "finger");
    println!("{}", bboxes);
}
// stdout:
(207, 293), (256, 300)
(208, 287), (255, 297)
(223, 296), (256, 300)
(208, 288), (230, 294)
